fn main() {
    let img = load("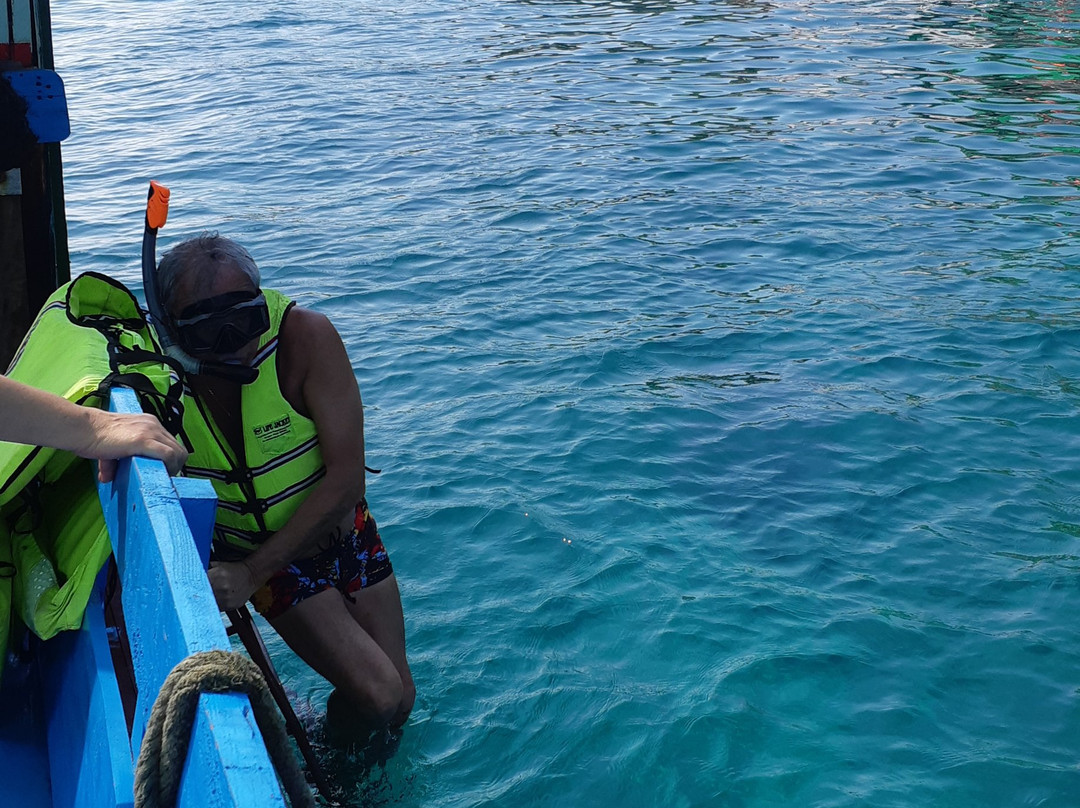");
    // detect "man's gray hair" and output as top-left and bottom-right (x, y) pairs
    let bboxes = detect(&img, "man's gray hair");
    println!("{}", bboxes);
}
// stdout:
(158, 233), (260, 315)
